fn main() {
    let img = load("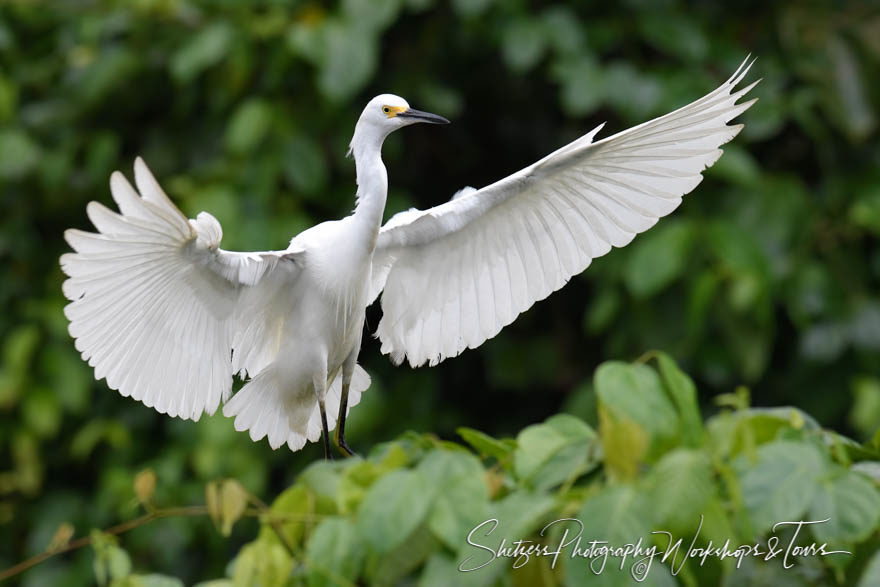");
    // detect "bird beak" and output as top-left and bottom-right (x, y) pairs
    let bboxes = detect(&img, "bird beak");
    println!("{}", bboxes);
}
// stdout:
(398, 108), (450, 124)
